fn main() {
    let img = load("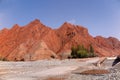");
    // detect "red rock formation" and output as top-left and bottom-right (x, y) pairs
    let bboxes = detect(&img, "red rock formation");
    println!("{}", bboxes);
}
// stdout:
(0, 19), (120, 61)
